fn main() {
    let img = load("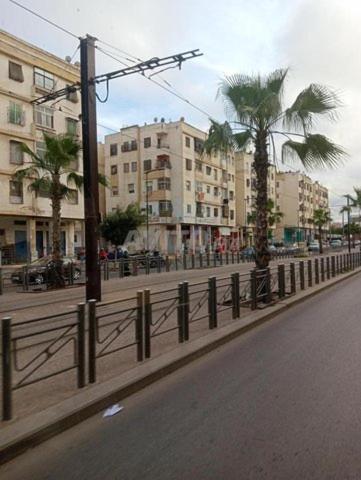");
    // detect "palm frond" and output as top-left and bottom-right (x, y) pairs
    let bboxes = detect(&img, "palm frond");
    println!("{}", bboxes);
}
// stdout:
(281, 134), (345, 170)
(13, 166), (40, 182)
(284, 84), (341, 133)
(27, 176), (52, 194)
(265, 68), (288, 96)
(98, 173), (109, 187)
(67, 171), (84, 190)
(233, 130), (254, 150)
(203, 120), (235, 154)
